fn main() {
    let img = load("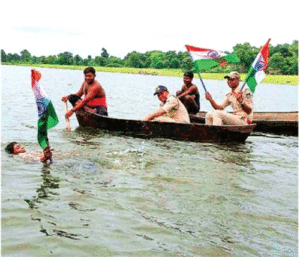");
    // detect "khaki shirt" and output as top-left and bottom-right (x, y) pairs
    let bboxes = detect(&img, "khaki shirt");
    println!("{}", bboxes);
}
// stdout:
(220, 86), (254, 121)
(160, 95), (190, 123)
